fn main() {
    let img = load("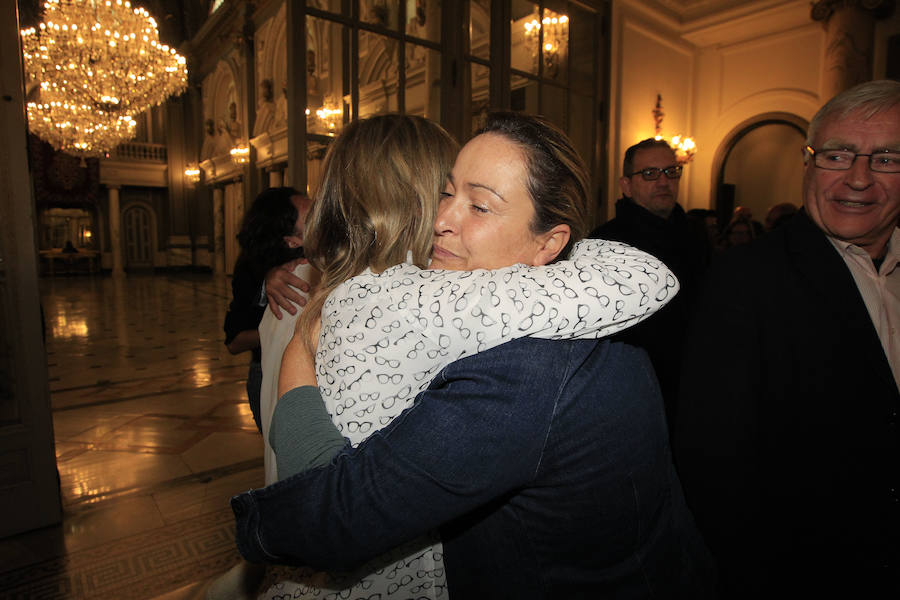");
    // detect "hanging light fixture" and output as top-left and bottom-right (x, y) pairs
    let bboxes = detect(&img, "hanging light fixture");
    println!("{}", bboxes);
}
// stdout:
(229, 145), (250, 166)
(20, 0), (188, 156)
(651, 94), (697, 164)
